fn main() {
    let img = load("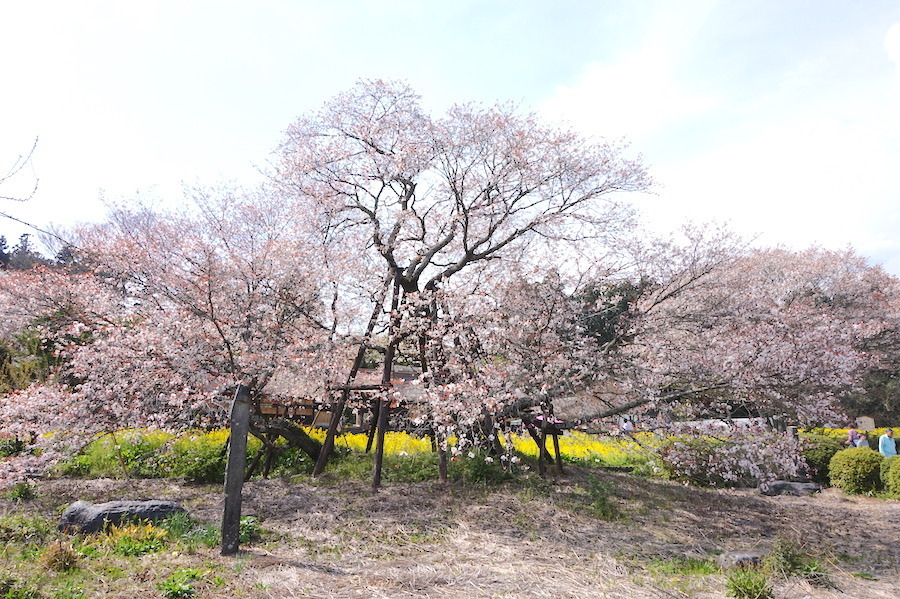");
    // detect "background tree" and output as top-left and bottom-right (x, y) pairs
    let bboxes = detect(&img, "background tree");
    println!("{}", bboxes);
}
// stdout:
(0, 138), (38, 204)
(0, 235), (8, 269)
(0, 187), (337, 489)
(611, 242), (900, 427)
(6, 234), (50, 270)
